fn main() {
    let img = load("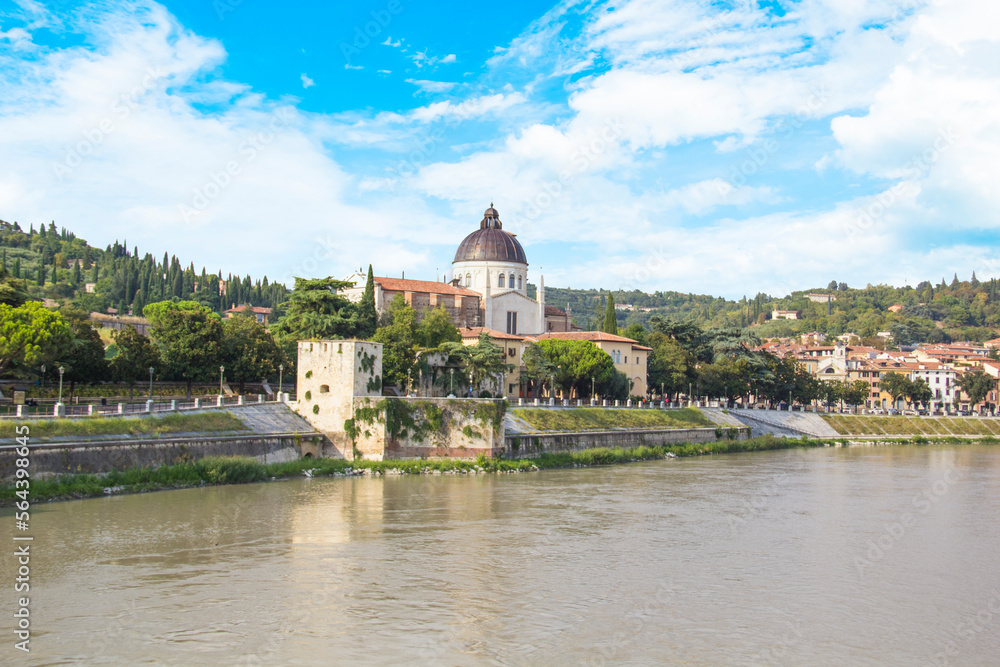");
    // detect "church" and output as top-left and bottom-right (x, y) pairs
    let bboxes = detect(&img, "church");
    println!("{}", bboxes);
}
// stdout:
(343, 204), (575, 336)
